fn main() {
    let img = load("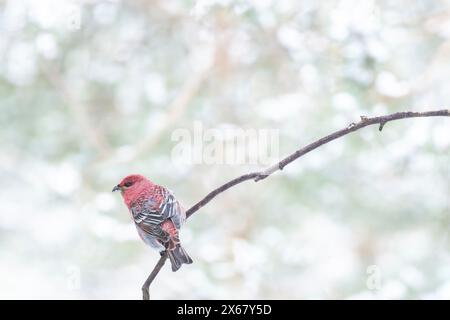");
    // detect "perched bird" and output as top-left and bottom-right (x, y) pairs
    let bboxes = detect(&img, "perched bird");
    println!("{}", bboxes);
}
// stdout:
(112, 174), (193, 271)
